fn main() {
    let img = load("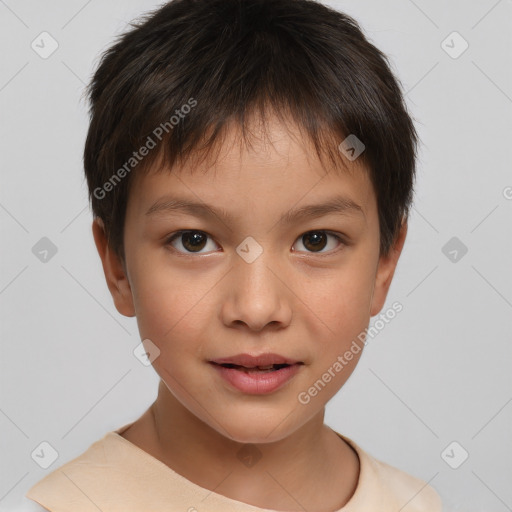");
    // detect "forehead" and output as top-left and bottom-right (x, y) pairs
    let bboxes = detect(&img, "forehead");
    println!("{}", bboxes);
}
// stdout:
(127, 114), (376, 220)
